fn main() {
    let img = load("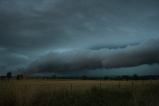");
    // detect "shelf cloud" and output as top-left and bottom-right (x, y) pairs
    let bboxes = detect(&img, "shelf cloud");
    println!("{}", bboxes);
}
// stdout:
(26, 39), (159, 74)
